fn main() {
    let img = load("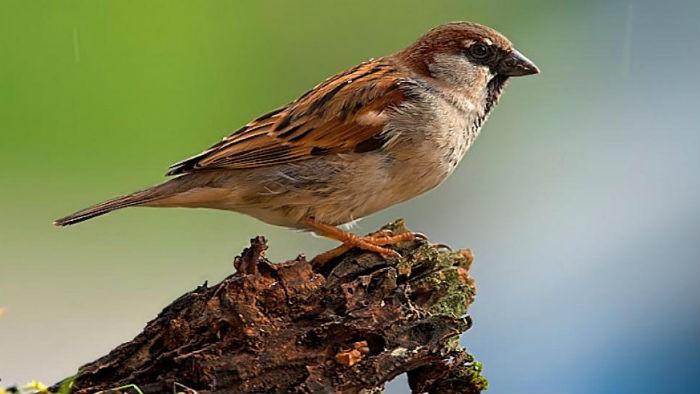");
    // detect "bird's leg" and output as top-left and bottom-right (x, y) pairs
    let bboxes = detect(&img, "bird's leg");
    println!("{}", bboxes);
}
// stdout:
(303, 219), (401, 257)
(364, 231), (425, 246)
(302, 218), (422, 267)
(311, 244), (353, 268)
(310, 229), (393, 267)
